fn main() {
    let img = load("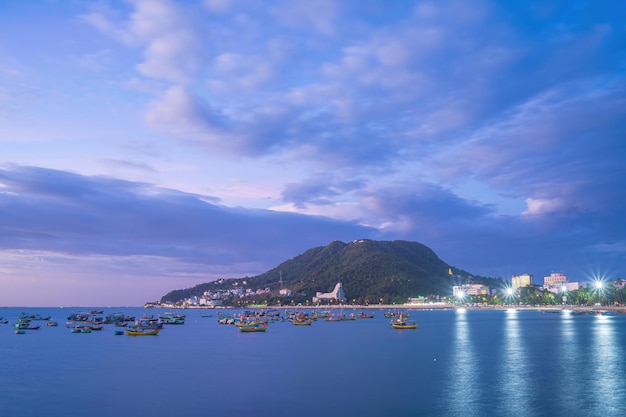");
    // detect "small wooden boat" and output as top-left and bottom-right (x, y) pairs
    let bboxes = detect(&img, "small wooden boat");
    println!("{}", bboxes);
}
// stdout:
(291, 319), (313, 326)
(14, 324), (40, 330)
(125, 327), (161, 336)
(391, 322), (418, 329)
(238, 323), (268, 332)
(15, 329), (26, 334)
(47, 321), (58, 327)
(70, 325), (92, 333)
(390, 313), (418, 329)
